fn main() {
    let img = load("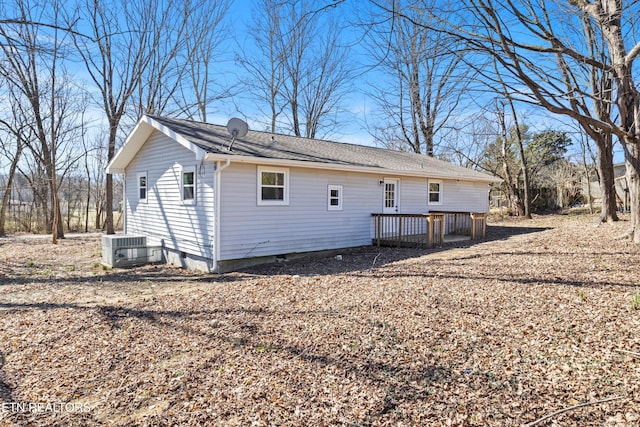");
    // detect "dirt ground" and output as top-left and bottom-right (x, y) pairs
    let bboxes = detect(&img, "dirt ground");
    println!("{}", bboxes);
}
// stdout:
(1, 214), (640, 426)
